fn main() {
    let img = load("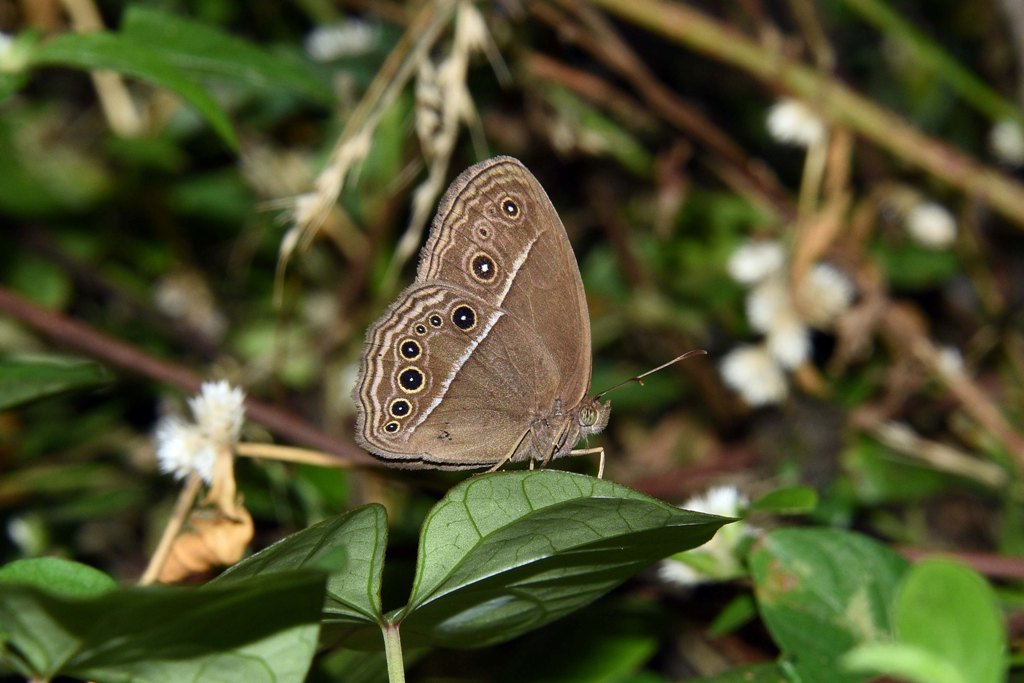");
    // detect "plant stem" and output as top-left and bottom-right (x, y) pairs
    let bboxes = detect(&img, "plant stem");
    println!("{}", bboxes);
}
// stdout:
(844, 0), (1022, 122)
(382, 622), (406, 683)
(590, 0), (1024, 229)
(139, 474), (202, 585)
(235, 442), (354, 468)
